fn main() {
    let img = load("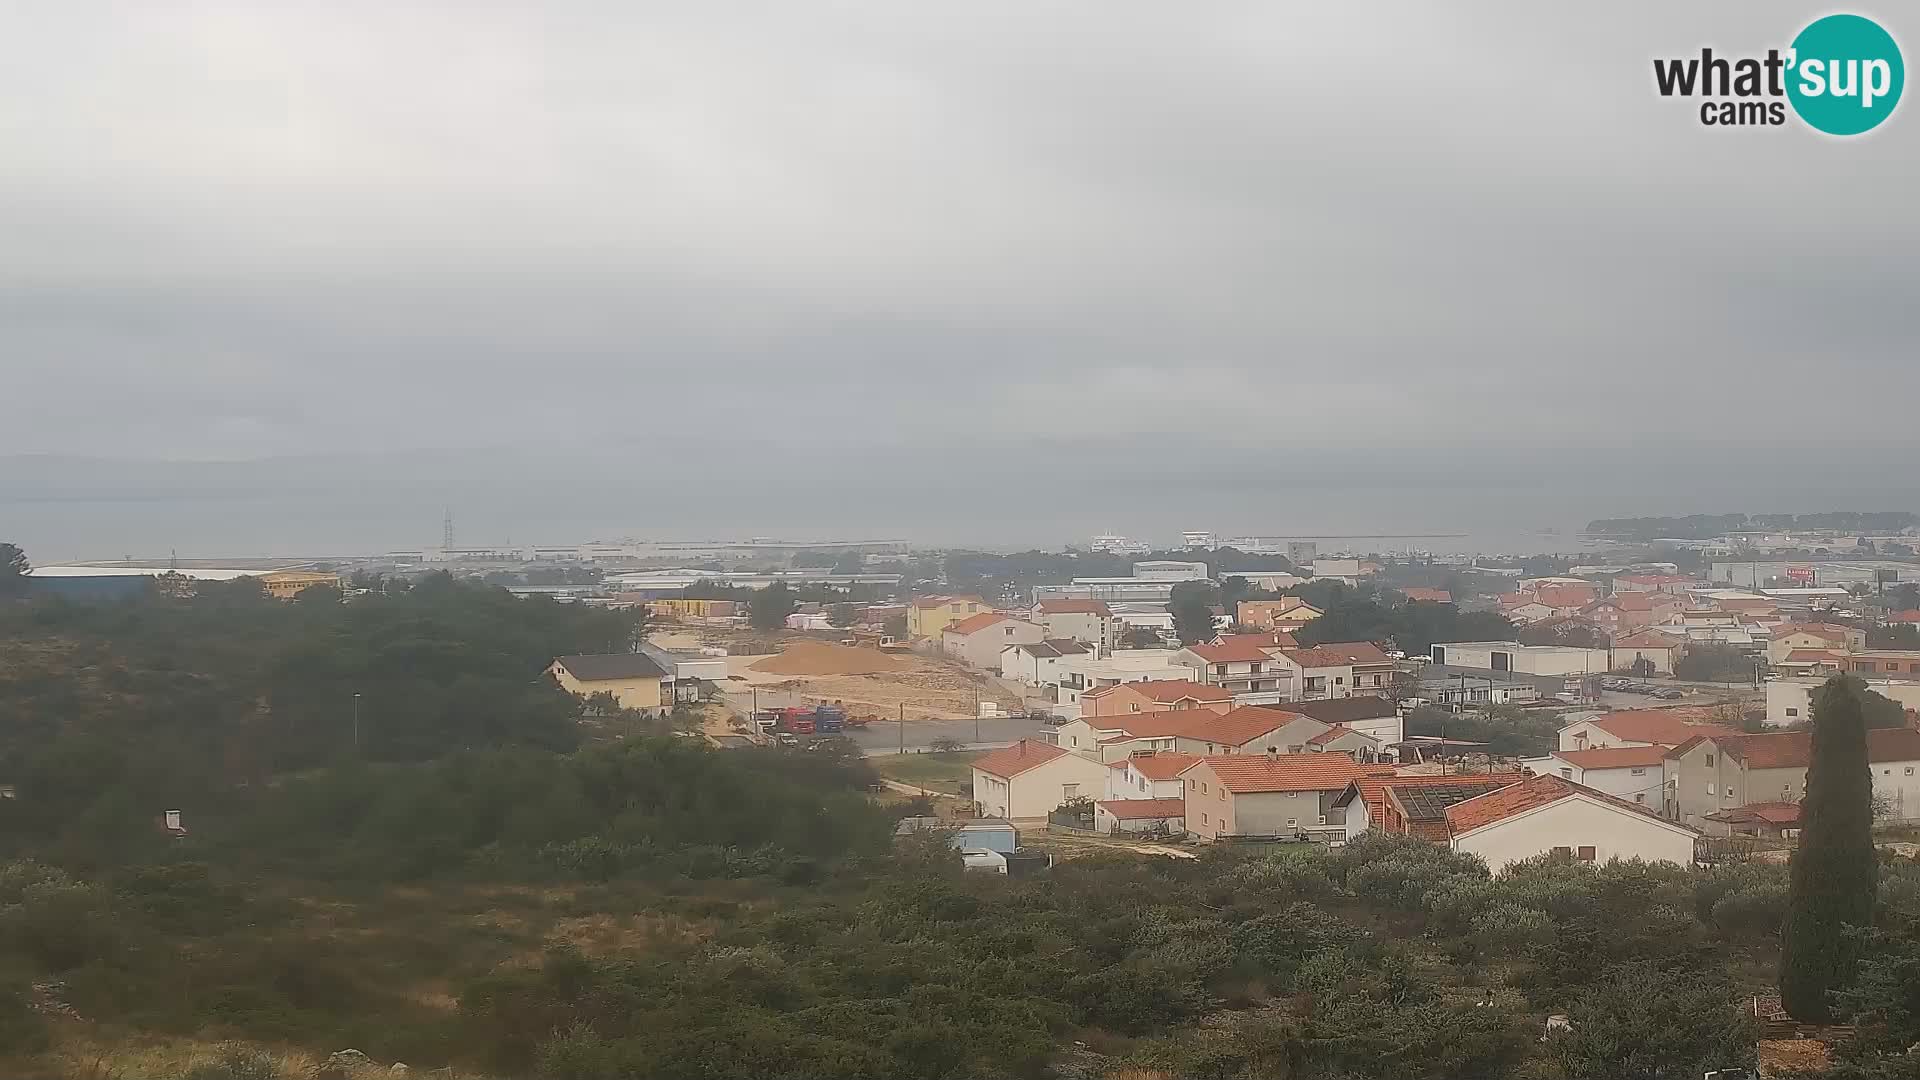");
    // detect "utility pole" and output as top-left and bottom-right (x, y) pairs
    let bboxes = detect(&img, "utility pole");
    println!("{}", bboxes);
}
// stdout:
(973, 684), (981, 745)
(352, 692), (363, 754)
(899, 702), (905, 755)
